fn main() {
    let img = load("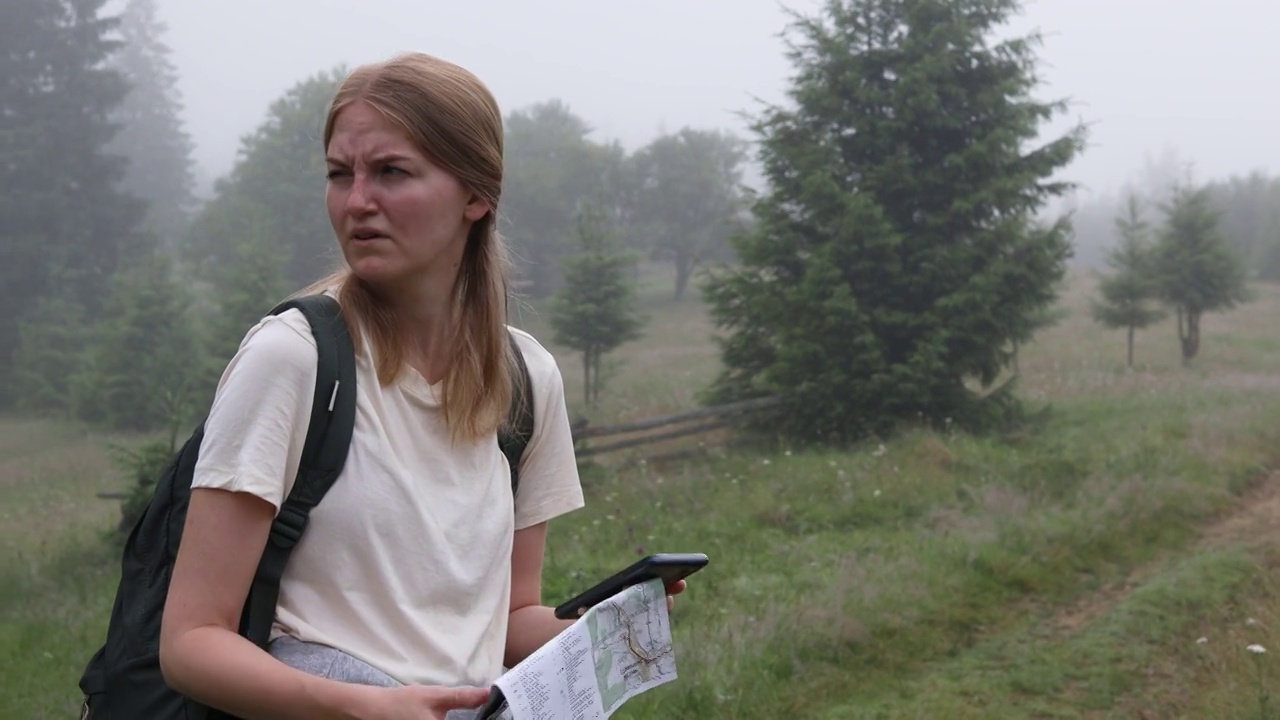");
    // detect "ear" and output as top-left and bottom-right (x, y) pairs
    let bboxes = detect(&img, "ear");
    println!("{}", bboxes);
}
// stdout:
(463, 195), (490, 222)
